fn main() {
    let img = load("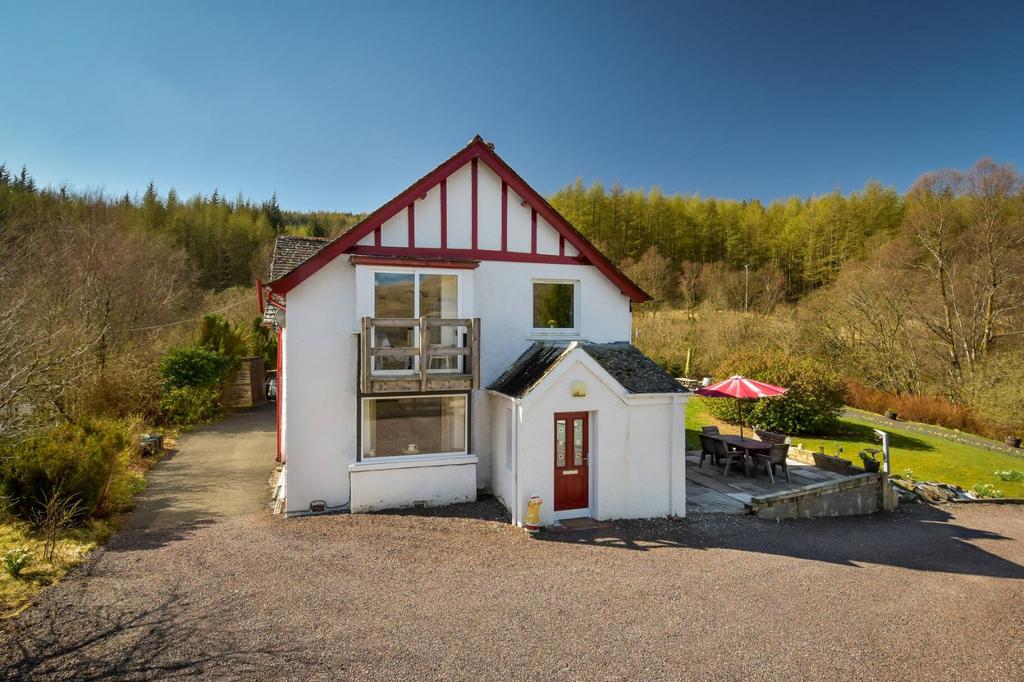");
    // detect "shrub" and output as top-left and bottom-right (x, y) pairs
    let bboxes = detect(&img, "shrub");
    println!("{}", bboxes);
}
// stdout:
(159, 346), (238, 391)
(0, 418), (133, 521)
(706, 352), (847, 435)
(970, 483), (1004, 499)
(198, 313), (248, 357)
(2, 547), (30, 578)
(846, 381), (1002, 439)
(995, 470), (1024, 482)
(160, 385), (222, 425)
